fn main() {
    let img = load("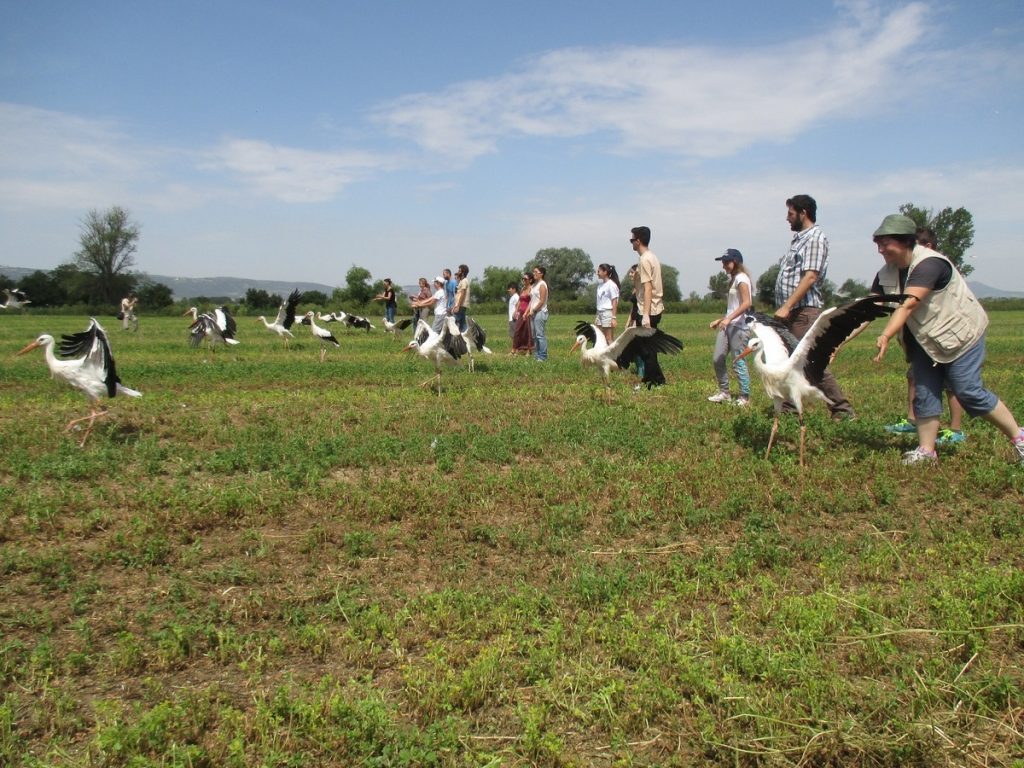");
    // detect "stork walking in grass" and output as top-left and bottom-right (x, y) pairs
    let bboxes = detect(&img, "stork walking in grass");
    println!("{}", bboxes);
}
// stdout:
(571, 321), (684, 401)
(257, 289), (302, 346)
(737, 294), (906, 466)
(317, 310), (346, 324)
(382, 317), (413, 338)
(402, 318), (476, 393)
(301, 311), (340, 362)
(16, 318), (142, 447)
(184, 306), (239, 350)
(1, 288), (30, 310)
